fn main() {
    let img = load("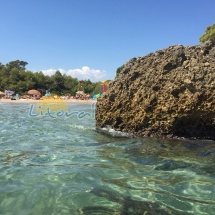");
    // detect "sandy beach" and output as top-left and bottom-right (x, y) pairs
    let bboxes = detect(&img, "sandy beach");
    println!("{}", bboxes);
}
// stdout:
(0, 98), (97, 104)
